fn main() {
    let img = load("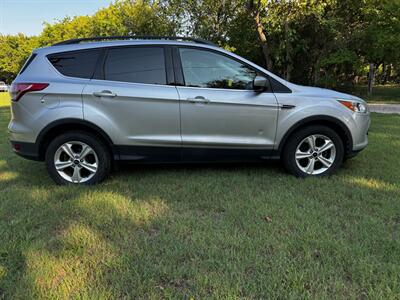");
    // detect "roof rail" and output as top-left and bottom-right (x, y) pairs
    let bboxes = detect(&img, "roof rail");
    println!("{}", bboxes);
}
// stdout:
(52, 35), (216, 46)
